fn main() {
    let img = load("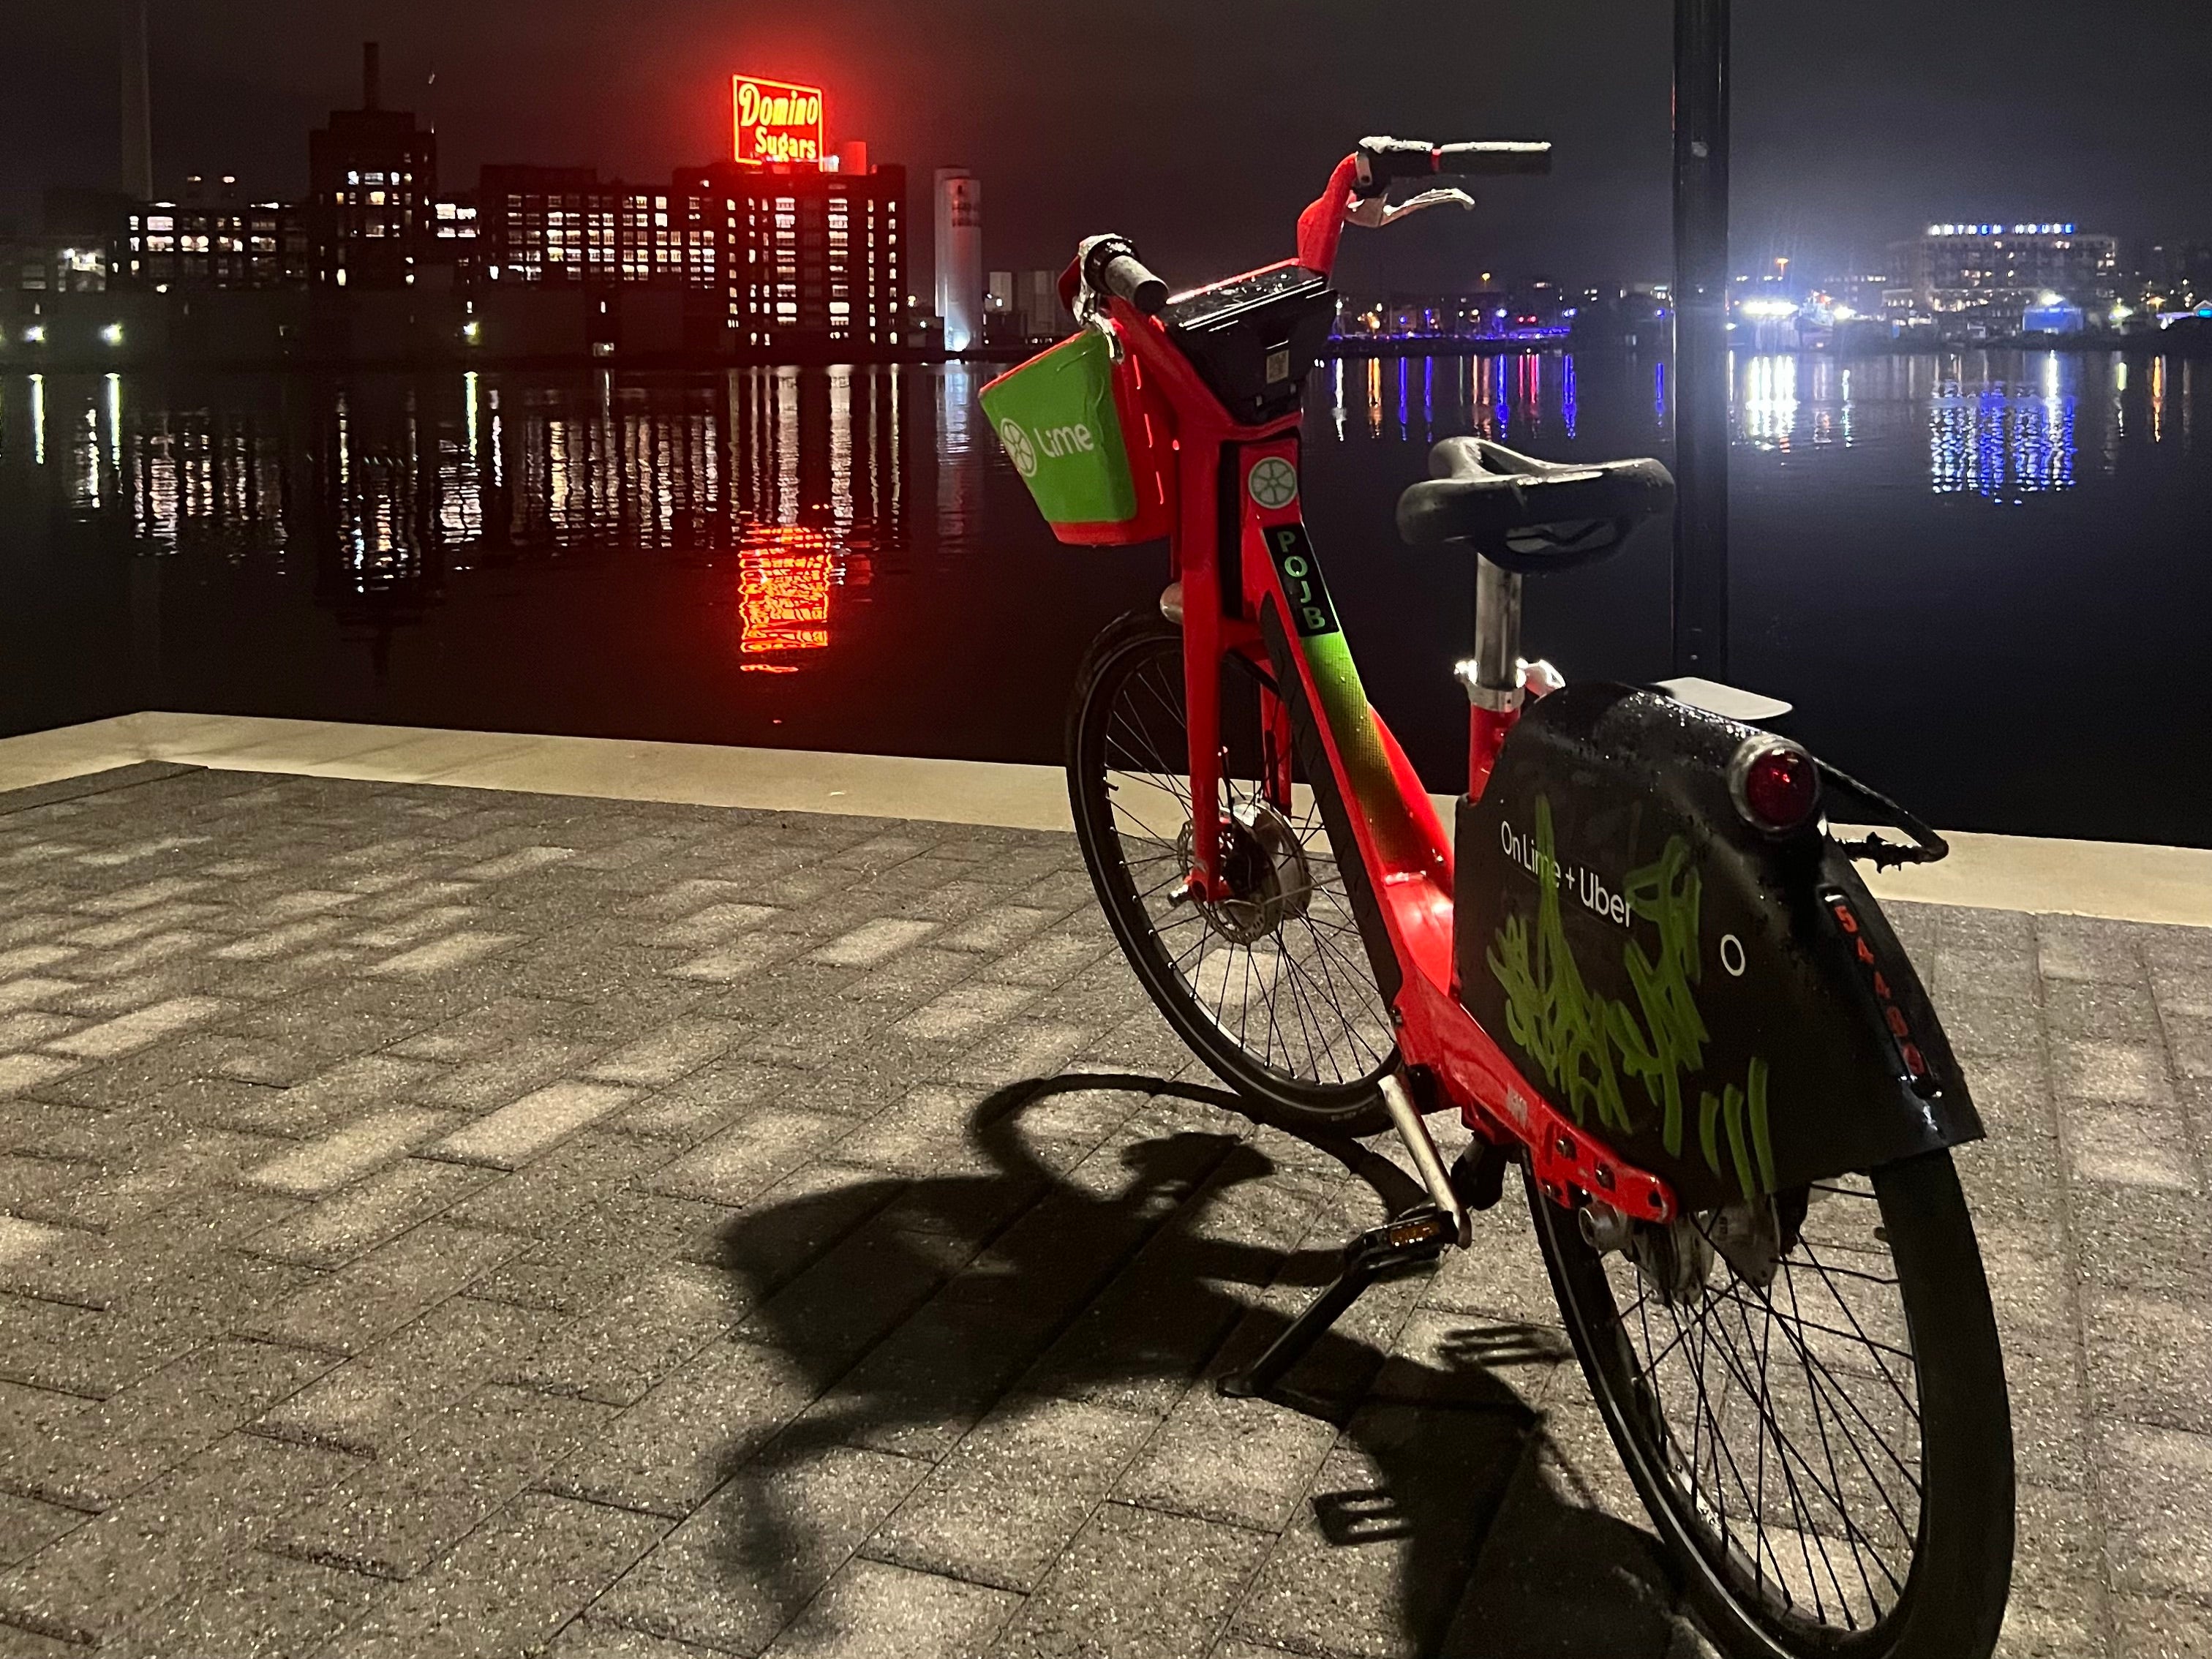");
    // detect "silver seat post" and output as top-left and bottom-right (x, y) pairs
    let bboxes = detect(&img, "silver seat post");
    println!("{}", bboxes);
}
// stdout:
(1465, 555), (1525, 714)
